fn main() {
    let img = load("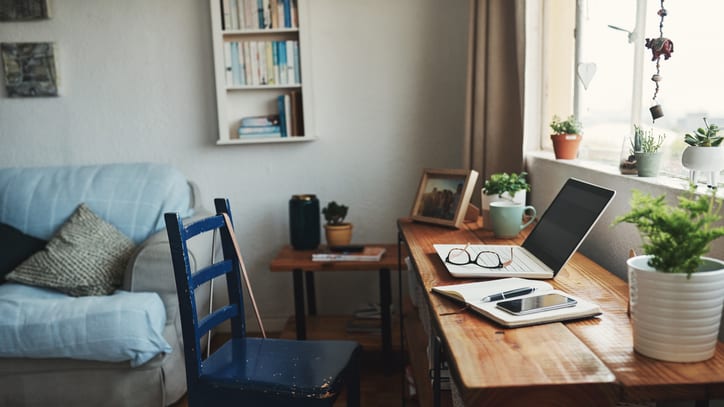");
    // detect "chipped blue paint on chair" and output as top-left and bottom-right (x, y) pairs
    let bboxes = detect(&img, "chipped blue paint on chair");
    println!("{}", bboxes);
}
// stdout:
(164, 198), (361, 407)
